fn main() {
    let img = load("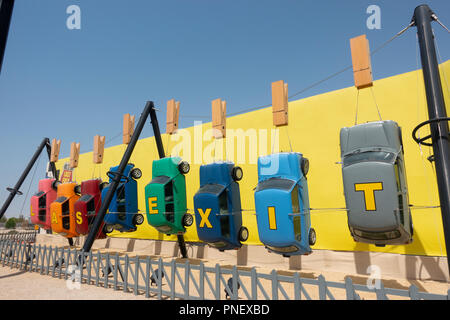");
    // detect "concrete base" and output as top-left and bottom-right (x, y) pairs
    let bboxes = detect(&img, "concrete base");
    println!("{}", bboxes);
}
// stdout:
(36, 235), (449, 282)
